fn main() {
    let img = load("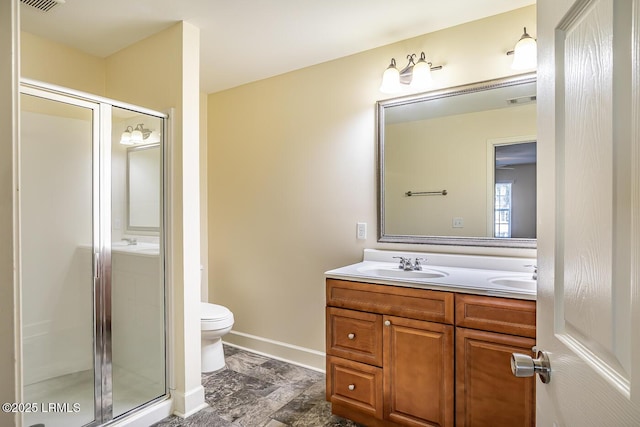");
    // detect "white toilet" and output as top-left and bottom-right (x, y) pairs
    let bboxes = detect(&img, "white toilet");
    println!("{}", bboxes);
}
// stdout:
(200, 302), (235, 372)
